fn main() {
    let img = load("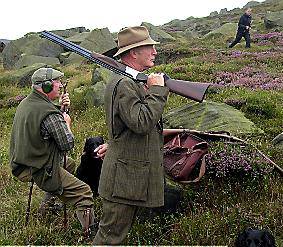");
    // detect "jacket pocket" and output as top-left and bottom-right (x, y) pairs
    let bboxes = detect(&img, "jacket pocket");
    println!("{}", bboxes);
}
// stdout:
(112, 159), (150, 201)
